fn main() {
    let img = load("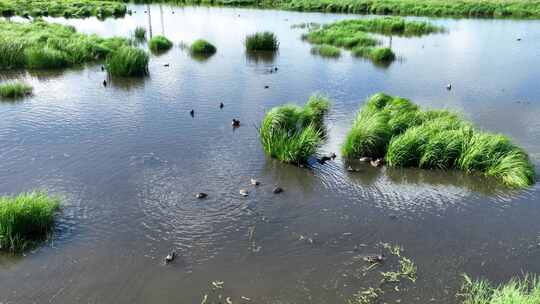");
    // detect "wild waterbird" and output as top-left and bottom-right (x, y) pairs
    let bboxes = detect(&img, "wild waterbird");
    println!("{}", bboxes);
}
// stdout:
(164, 251), (176, 263)
(195, 193), (207, 199)
(232, 119), (240, 127)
